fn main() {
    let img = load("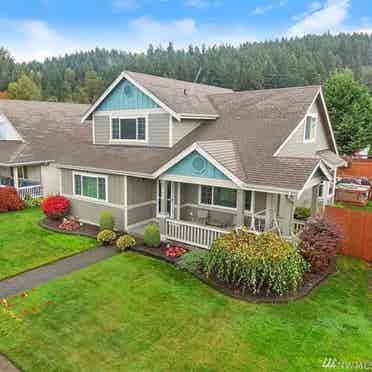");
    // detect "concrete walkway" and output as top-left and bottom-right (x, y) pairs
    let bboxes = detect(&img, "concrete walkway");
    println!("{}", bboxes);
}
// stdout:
(0, 246), (117, 298)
